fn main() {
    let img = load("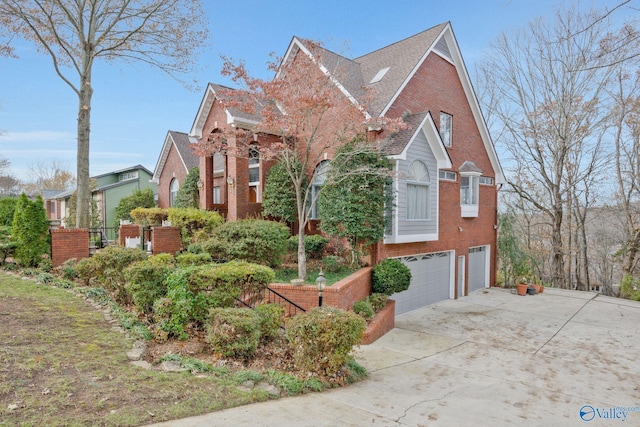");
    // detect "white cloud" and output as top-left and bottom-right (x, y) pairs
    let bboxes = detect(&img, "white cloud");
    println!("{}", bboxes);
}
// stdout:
(0, 130), (75, 144)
